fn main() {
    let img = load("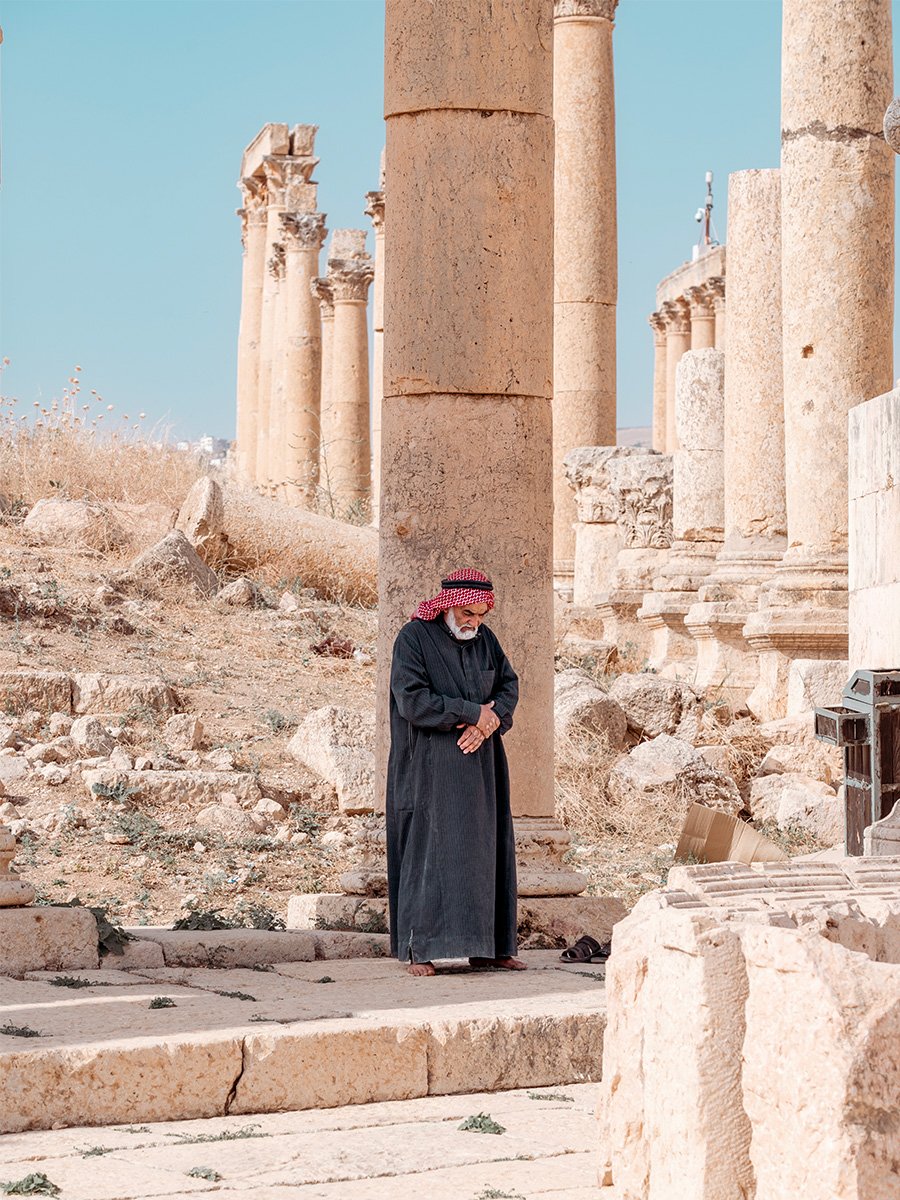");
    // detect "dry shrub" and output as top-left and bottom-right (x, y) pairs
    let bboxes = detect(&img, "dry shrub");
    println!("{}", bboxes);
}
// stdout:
(696, 714), (770, 791)
(1, 368), (202, 509)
